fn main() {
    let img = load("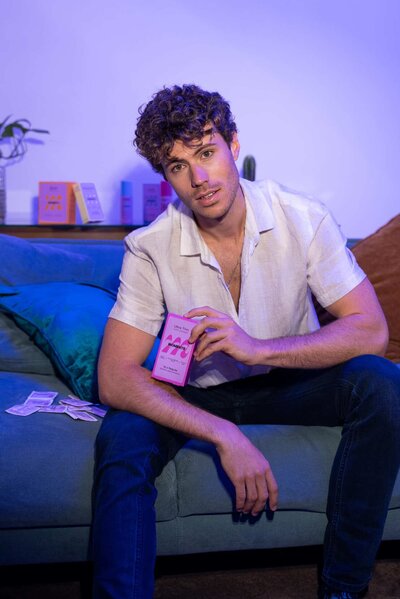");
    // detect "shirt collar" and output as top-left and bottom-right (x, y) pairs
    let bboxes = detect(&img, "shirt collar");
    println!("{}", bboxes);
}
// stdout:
(239, 178), (275, 234)
(179, 203), (203, 257)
